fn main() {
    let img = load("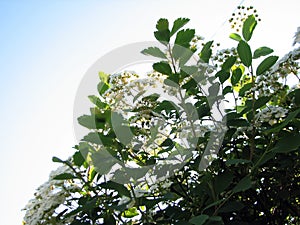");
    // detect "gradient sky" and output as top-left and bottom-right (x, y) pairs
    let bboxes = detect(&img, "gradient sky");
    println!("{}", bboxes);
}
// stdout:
(0, 0), (299, 224)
